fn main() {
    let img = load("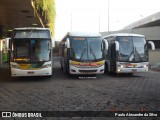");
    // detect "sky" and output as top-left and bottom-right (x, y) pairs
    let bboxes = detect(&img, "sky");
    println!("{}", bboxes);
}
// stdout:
(54, 0), (160, 40)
